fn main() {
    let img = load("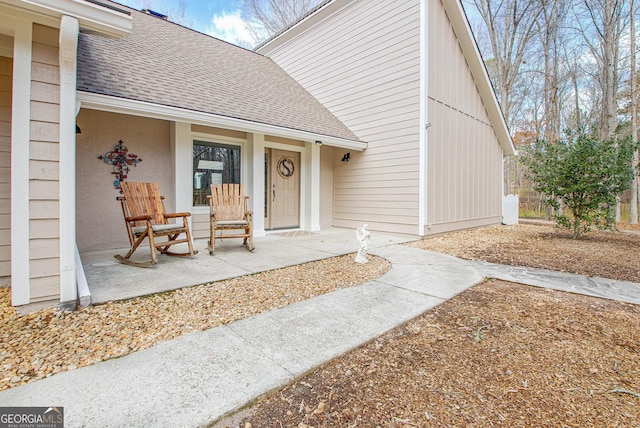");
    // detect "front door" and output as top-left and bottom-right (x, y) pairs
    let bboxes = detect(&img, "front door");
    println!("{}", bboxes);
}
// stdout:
(268, 149), (300, 229)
